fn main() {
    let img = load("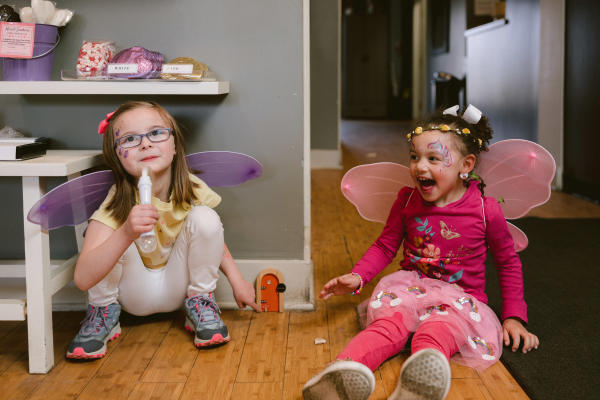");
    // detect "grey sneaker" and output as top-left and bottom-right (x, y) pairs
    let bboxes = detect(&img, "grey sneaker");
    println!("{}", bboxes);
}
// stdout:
(302, 360), (375, 400)
(66, 303), (121, 359)
(388, 349), (451, 400)
(184, 293), (230, 347)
